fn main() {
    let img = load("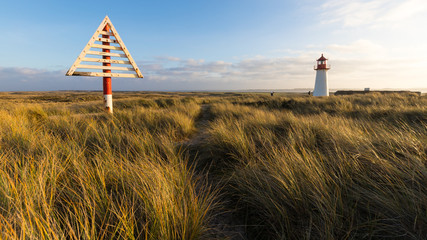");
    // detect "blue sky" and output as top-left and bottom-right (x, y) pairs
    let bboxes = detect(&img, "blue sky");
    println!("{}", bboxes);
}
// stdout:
(0, 0), (426, 91)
